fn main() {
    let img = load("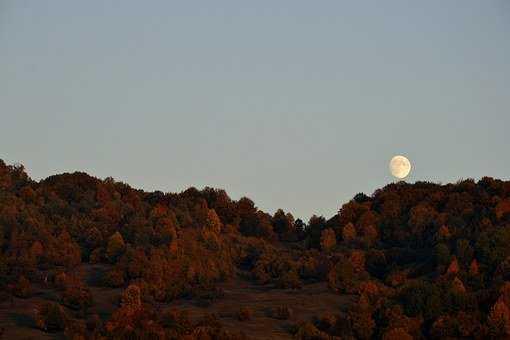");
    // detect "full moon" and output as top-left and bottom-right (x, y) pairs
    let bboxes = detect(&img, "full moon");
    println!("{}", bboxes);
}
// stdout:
(389, 155), (411, 179)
